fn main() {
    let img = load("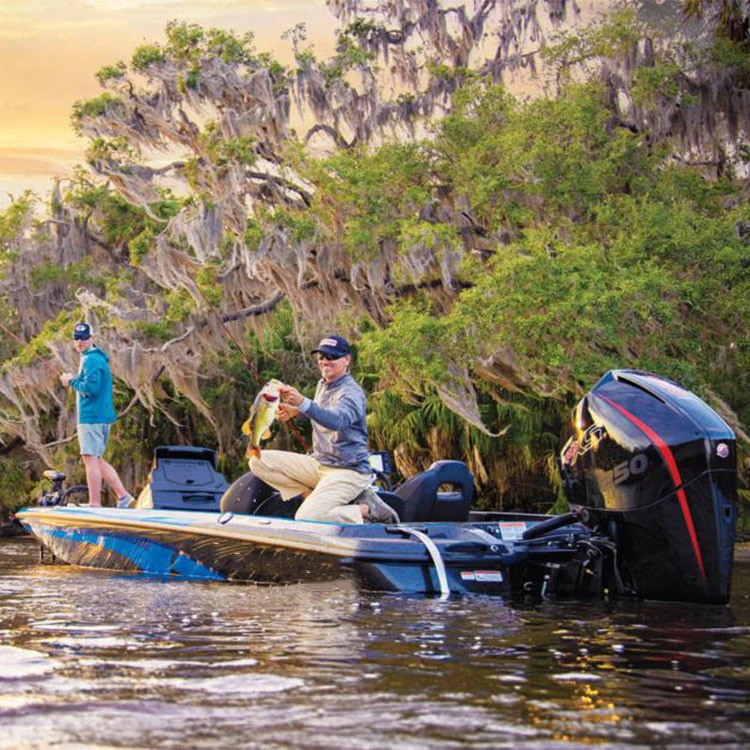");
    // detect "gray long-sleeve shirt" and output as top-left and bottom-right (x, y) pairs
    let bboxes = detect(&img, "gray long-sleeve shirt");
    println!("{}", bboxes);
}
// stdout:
(300, 372), (371, 474)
